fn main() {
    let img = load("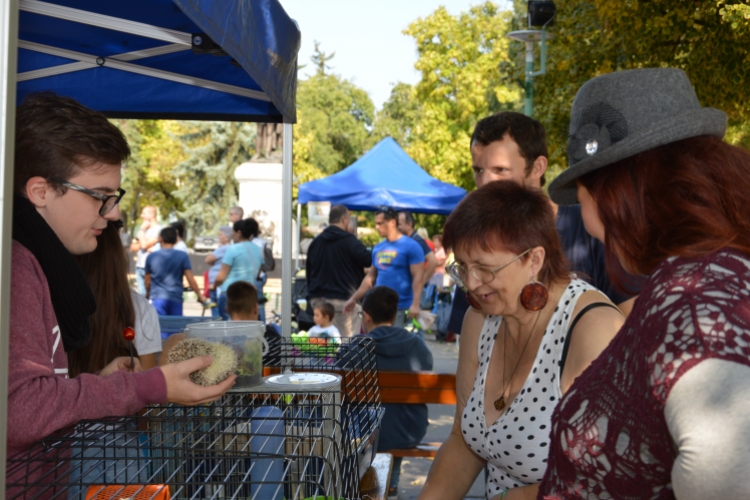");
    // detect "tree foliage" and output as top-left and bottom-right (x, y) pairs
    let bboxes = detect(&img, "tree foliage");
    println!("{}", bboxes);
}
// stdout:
(402, 2), (522, 191)
(515, 0), (750, 167)
(293, 45), (375, 191)
(171, 121), (256, 238)
(116, 120), (186, 233)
